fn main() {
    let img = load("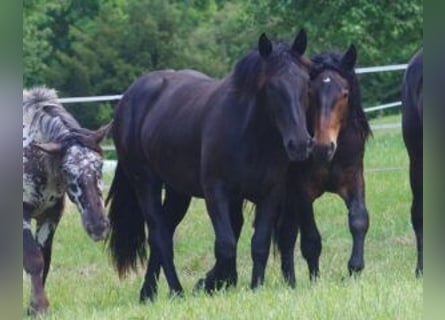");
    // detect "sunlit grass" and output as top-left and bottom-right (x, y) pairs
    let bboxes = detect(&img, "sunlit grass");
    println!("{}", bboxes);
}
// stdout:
(23, 113), (422, 319)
